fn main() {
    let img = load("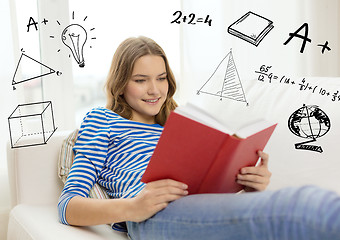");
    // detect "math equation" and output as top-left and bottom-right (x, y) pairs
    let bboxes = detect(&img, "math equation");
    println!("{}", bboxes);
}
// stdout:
(255, 65), (340, 102)
(171, 11), (212, 26)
